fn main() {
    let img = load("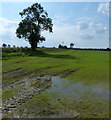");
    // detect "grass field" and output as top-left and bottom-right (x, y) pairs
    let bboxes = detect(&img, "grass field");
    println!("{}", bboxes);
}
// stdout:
(2, 48), (109, 118)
